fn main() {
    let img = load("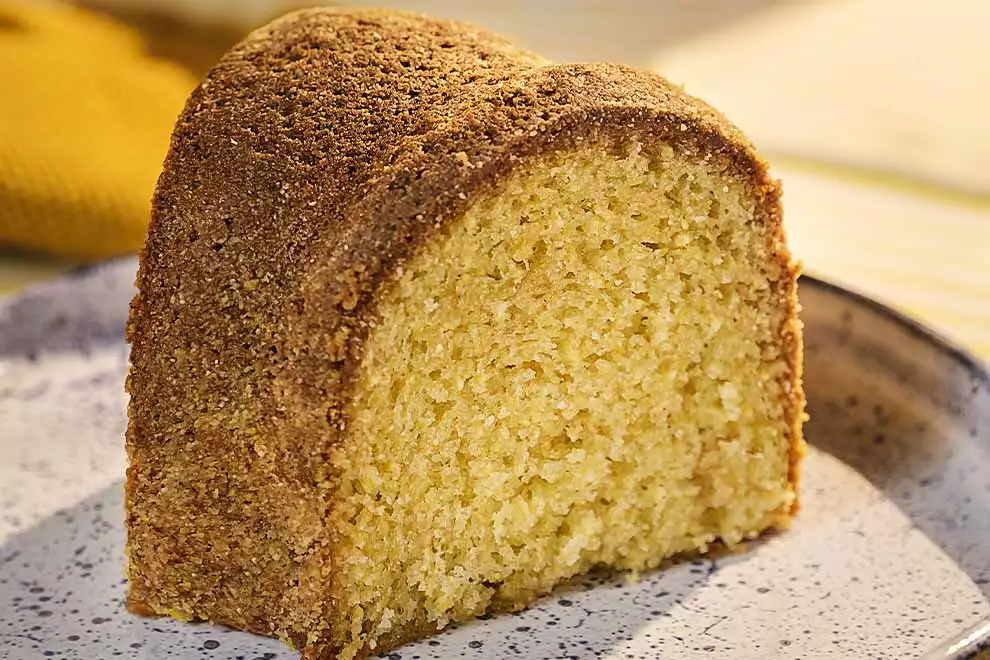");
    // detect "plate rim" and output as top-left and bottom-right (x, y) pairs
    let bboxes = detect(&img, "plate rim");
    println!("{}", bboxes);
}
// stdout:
(800, 273), (989, 385)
